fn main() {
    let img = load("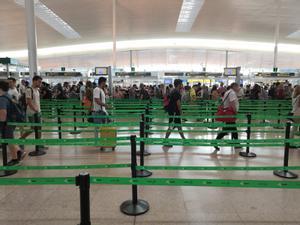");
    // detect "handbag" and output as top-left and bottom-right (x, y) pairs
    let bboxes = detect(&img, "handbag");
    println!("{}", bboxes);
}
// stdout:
(215, 91), (237, 123)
